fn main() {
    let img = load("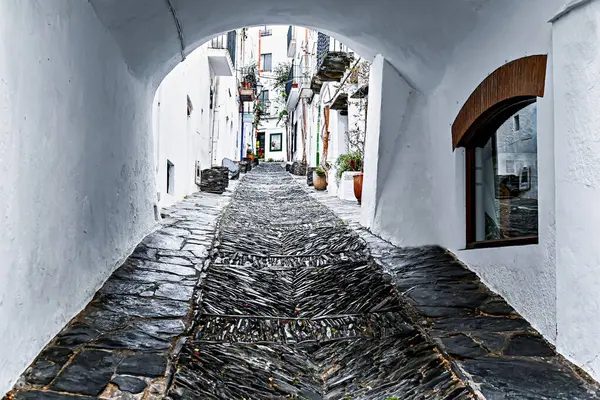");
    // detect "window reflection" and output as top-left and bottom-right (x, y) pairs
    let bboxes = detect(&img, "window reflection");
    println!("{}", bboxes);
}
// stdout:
(474, 102), (538, 241)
